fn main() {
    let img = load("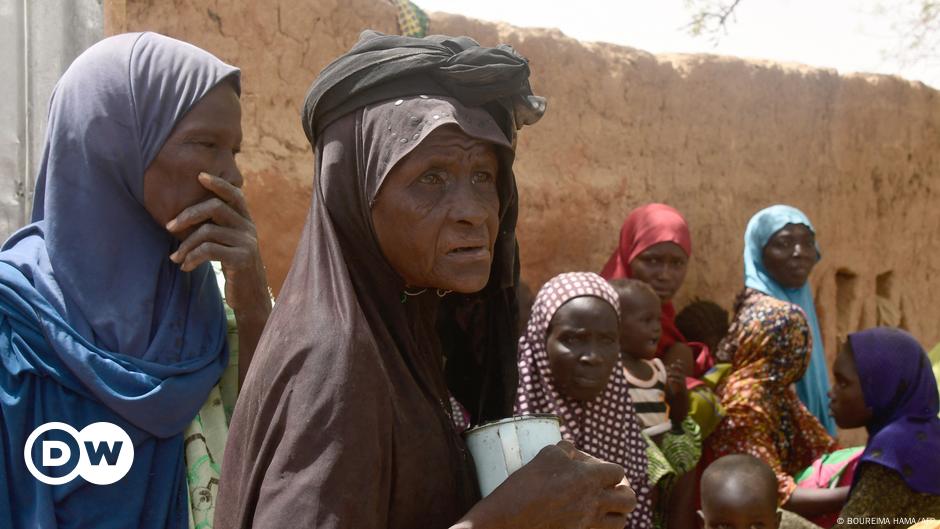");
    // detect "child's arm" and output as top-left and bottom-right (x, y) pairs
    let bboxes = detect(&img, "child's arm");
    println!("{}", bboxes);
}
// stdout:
(665, 360), (689, 432)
